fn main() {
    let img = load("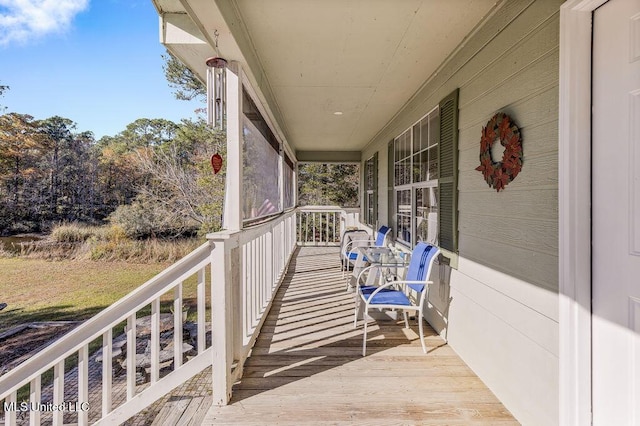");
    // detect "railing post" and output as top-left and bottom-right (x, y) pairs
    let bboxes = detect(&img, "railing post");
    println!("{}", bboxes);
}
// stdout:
(208, 231), (241, 406)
